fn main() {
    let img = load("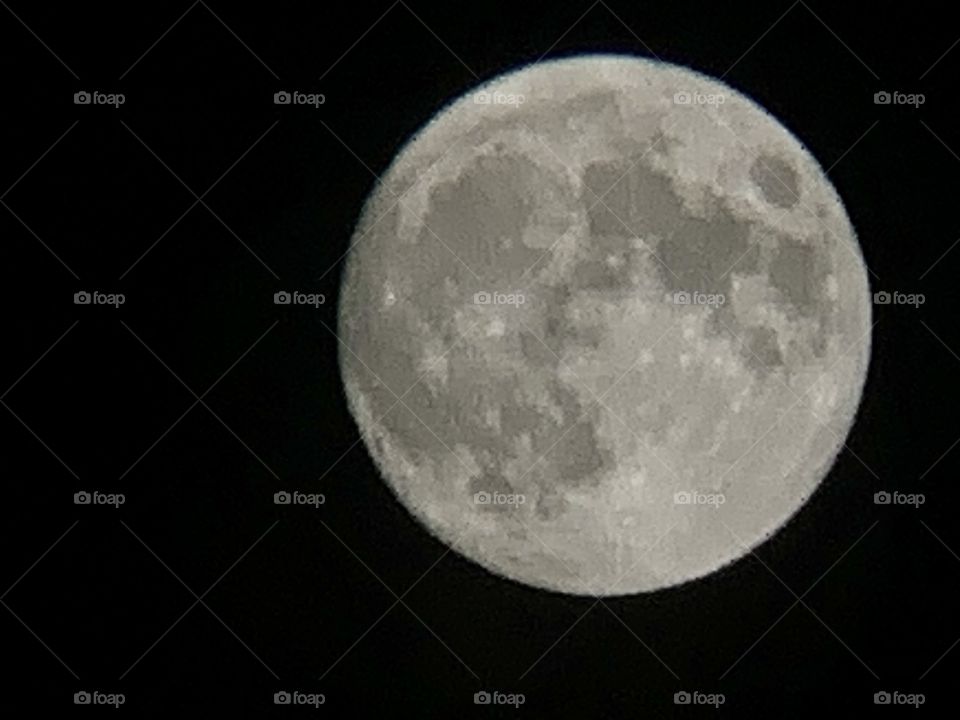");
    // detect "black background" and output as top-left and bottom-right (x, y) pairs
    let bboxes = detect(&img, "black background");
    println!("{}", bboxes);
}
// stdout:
(1, 0), (958, 715)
